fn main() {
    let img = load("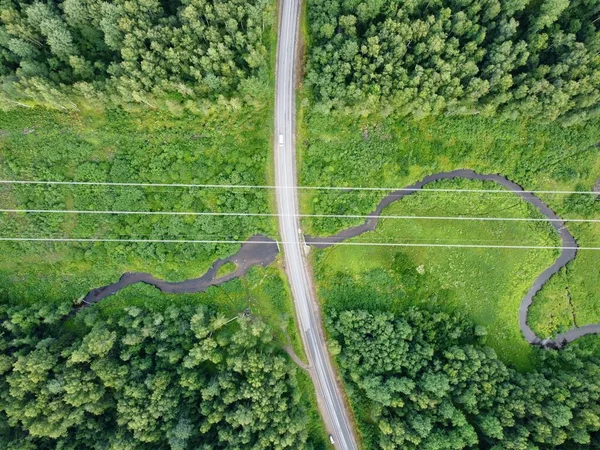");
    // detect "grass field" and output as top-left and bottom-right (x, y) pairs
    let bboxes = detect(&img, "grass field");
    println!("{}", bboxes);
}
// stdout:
(300, 109), (600, 369)
(529, 246), (600, 338)
(216, 261), (238, 278)
(0, 103), (276, 305)
(311, 179), (561, 368)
